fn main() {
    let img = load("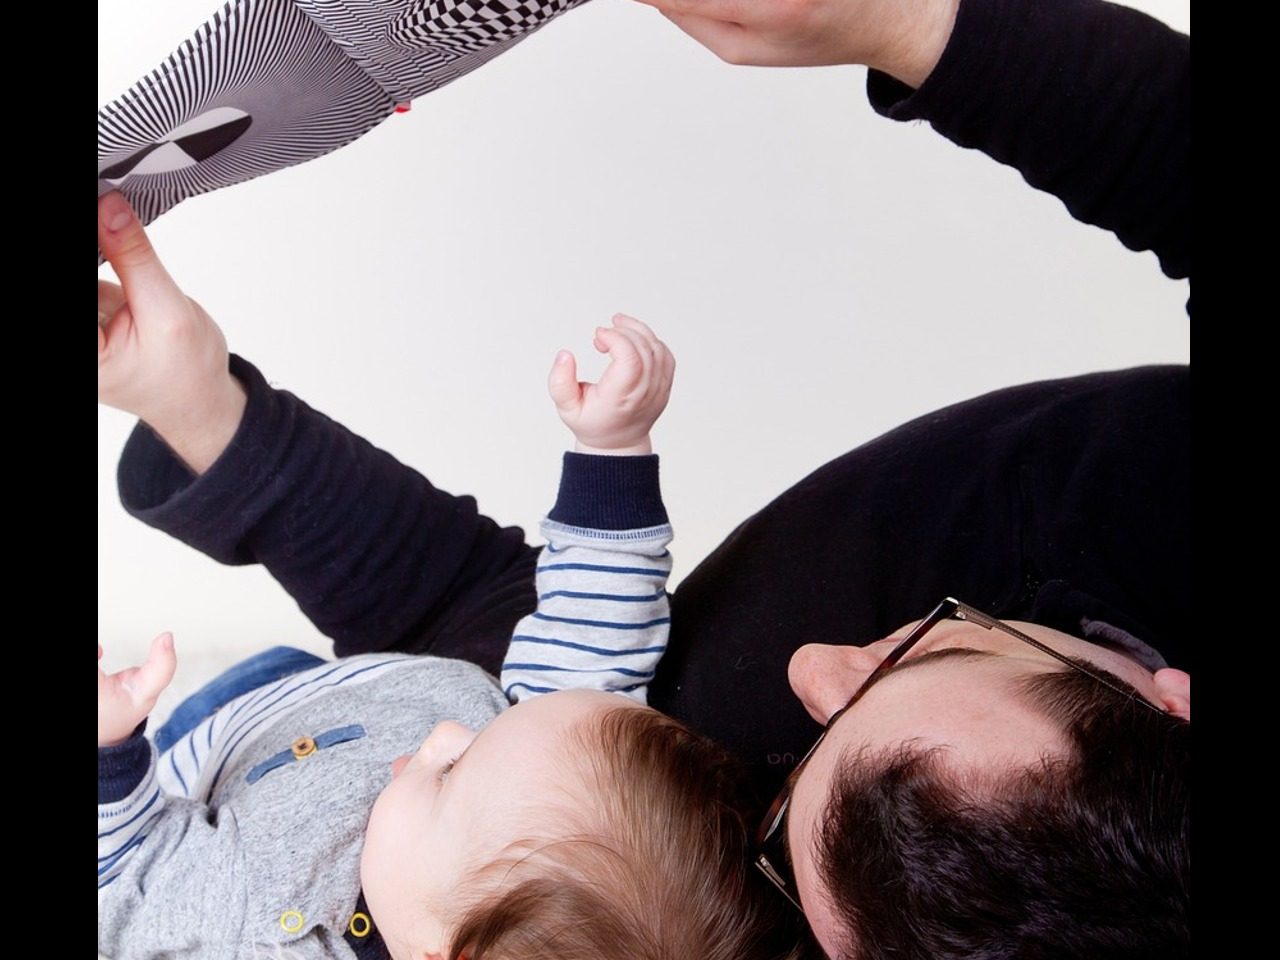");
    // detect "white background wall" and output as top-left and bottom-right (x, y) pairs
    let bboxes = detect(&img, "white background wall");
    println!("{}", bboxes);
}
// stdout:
(98, 0), (1191, 711)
